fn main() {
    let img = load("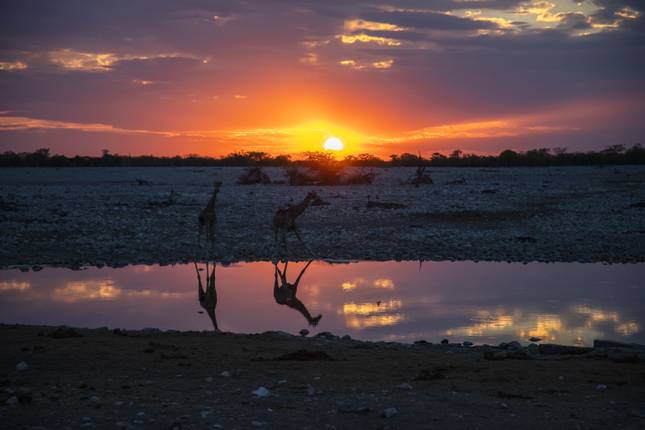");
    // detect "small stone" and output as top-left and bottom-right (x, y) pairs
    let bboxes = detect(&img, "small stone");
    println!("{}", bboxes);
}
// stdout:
(382, 407), (398, 418)
(500, 402), (509, 409)
(6, 395), (18, 405)
(205, 377), (213, 383)
(252, 387), (270, 397)
(306, 384), (316, 396)
(299, 329), (309, 337)
(200, 410), (210, 418)
(500, 341), (521, 351)
(440, 339), (449, 345)
(89, 395), (100, 404)
(529, 337), (542, 342)
(397, 383), (413, 390)
(526, 343), (539, 355)
(596, 384), (607, 391)
(220, 371), (231, 377)
(251, 421), (264, 427)
(16, 361), (28, 371)
(462, 341), (473, 347)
